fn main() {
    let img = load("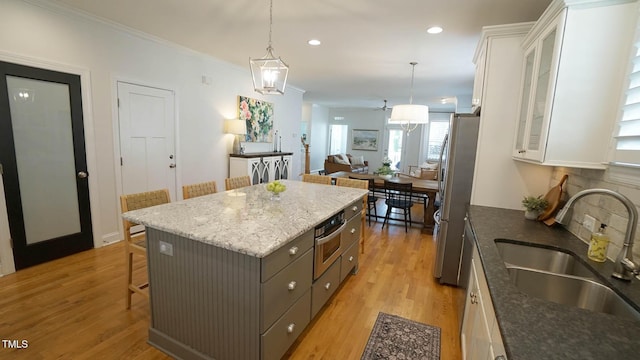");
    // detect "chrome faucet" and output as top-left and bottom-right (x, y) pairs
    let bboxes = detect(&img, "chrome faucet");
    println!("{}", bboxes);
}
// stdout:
(555, 188), (638, 281)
